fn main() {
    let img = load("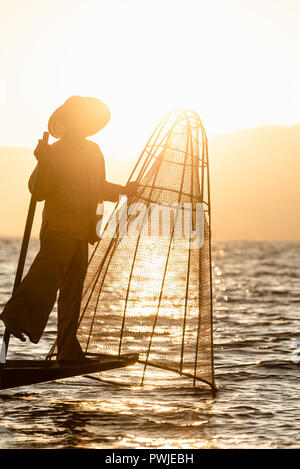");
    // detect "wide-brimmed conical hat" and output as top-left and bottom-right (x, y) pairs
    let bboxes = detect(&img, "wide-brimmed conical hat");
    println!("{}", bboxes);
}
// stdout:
(48, 95), (111, 139)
